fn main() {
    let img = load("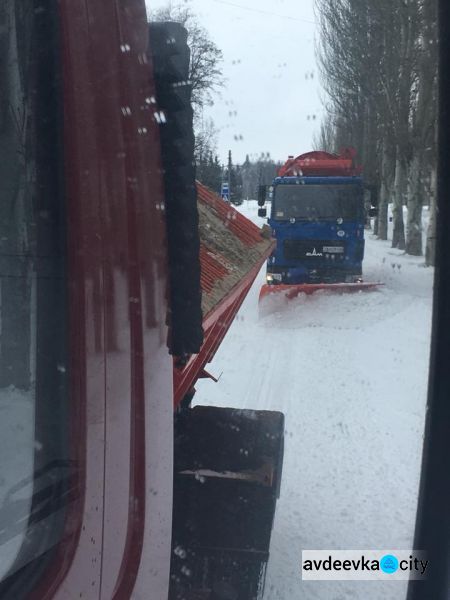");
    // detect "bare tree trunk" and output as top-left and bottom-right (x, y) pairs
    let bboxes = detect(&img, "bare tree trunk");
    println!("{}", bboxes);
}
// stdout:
(406, 154), (423, 255)
(392, 156), (406, 249)
(377, 143), (390, 240)
(377, 190), (389, 240)
(425, 166), (437, 266)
